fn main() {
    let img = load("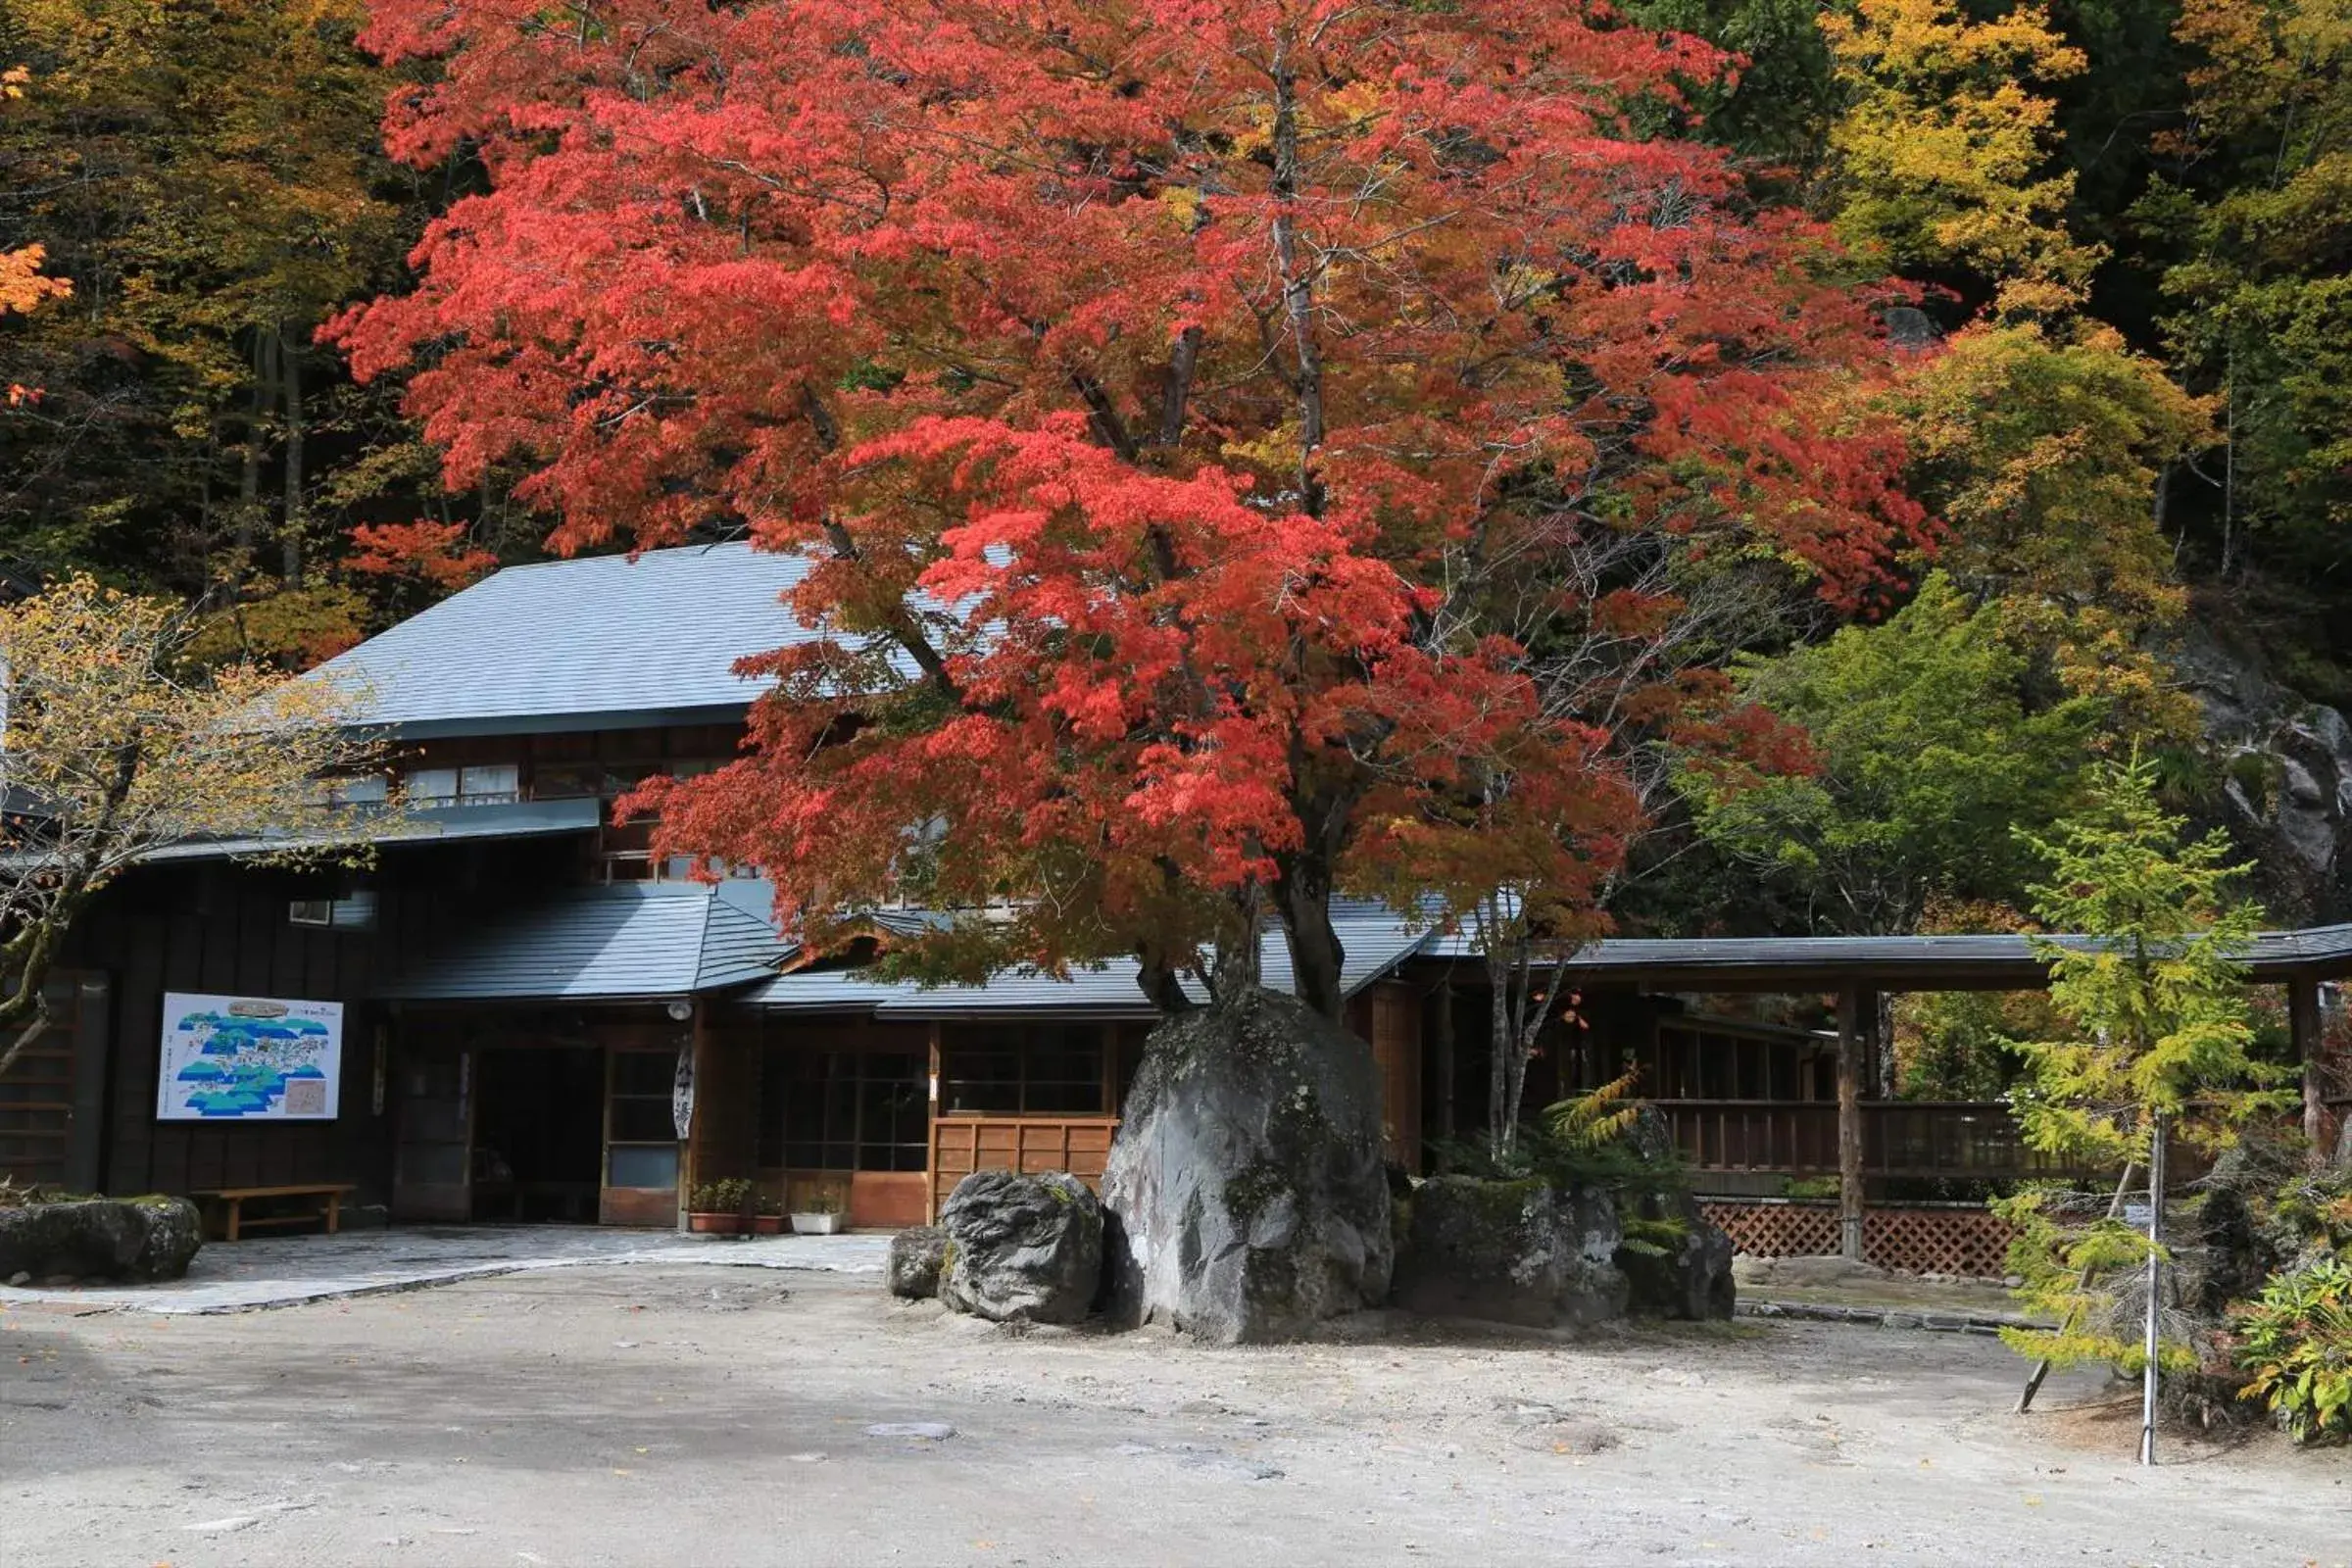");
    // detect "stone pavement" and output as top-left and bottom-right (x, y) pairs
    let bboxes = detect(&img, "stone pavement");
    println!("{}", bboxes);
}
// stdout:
(0, 1223), (888, 1314)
